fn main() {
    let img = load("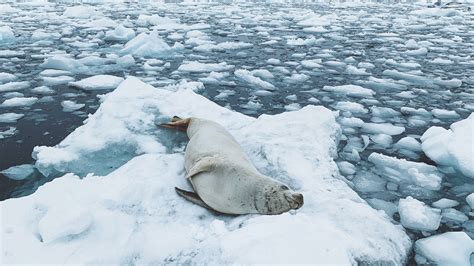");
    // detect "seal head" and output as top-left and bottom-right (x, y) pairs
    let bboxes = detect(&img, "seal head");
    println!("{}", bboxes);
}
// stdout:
(254, 180), (304, 215)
